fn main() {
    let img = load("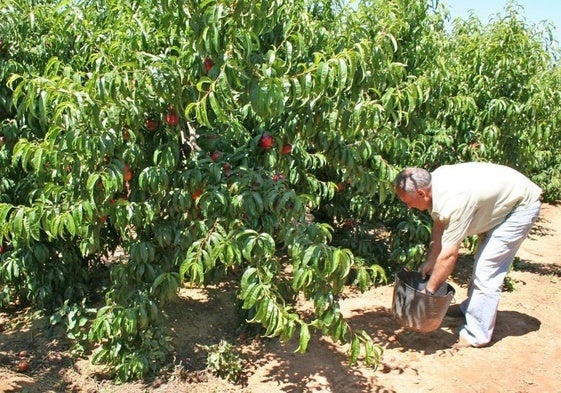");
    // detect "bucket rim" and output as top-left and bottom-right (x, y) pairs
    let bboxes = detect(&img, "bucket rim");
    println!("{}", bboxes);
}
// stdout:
(395, 268), (455, 297)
